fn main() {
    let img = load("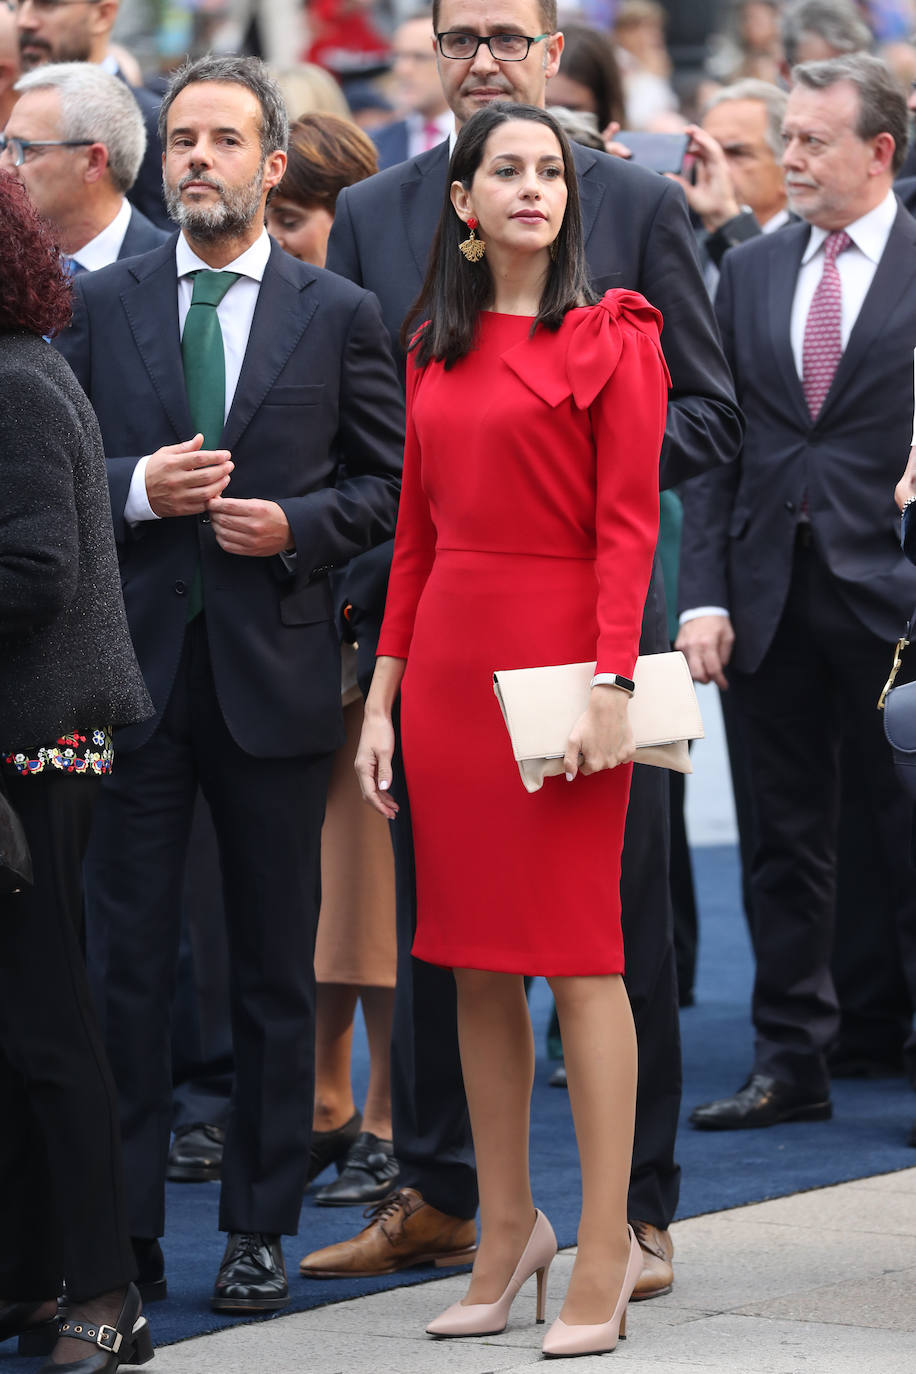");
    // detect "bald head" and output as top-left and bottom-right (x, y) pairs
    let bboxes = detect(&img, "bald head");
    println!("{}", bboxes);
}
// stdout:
(0, 3), (19, 125)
